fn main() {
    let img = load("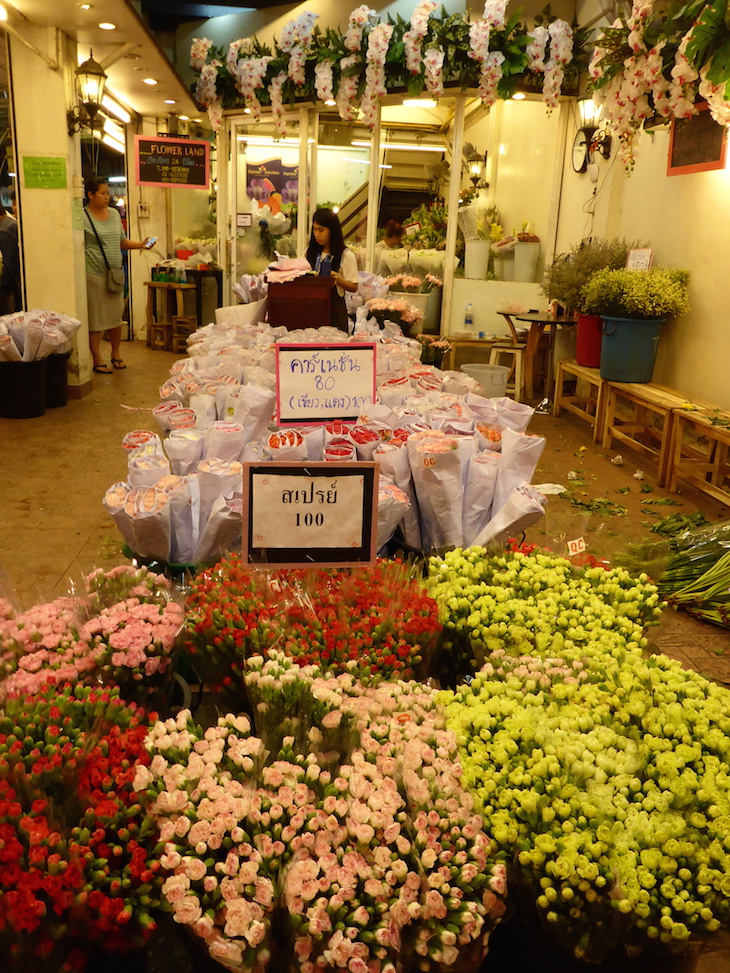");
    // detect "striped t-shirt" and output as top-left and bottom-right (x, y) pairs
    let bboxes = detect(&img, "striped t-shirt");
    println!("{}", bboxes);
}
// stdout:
(84, 207), (125, 276)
